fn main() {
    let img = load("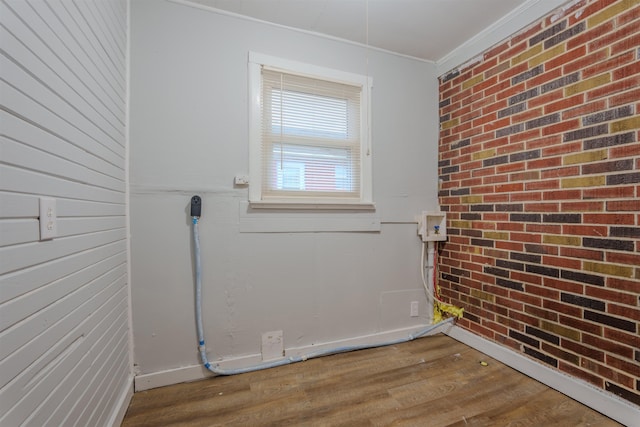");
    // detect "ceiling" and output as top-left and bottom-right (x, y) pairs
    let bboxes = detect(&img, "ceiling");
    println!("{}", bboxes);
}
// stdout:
(187, 0), (530, 62)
